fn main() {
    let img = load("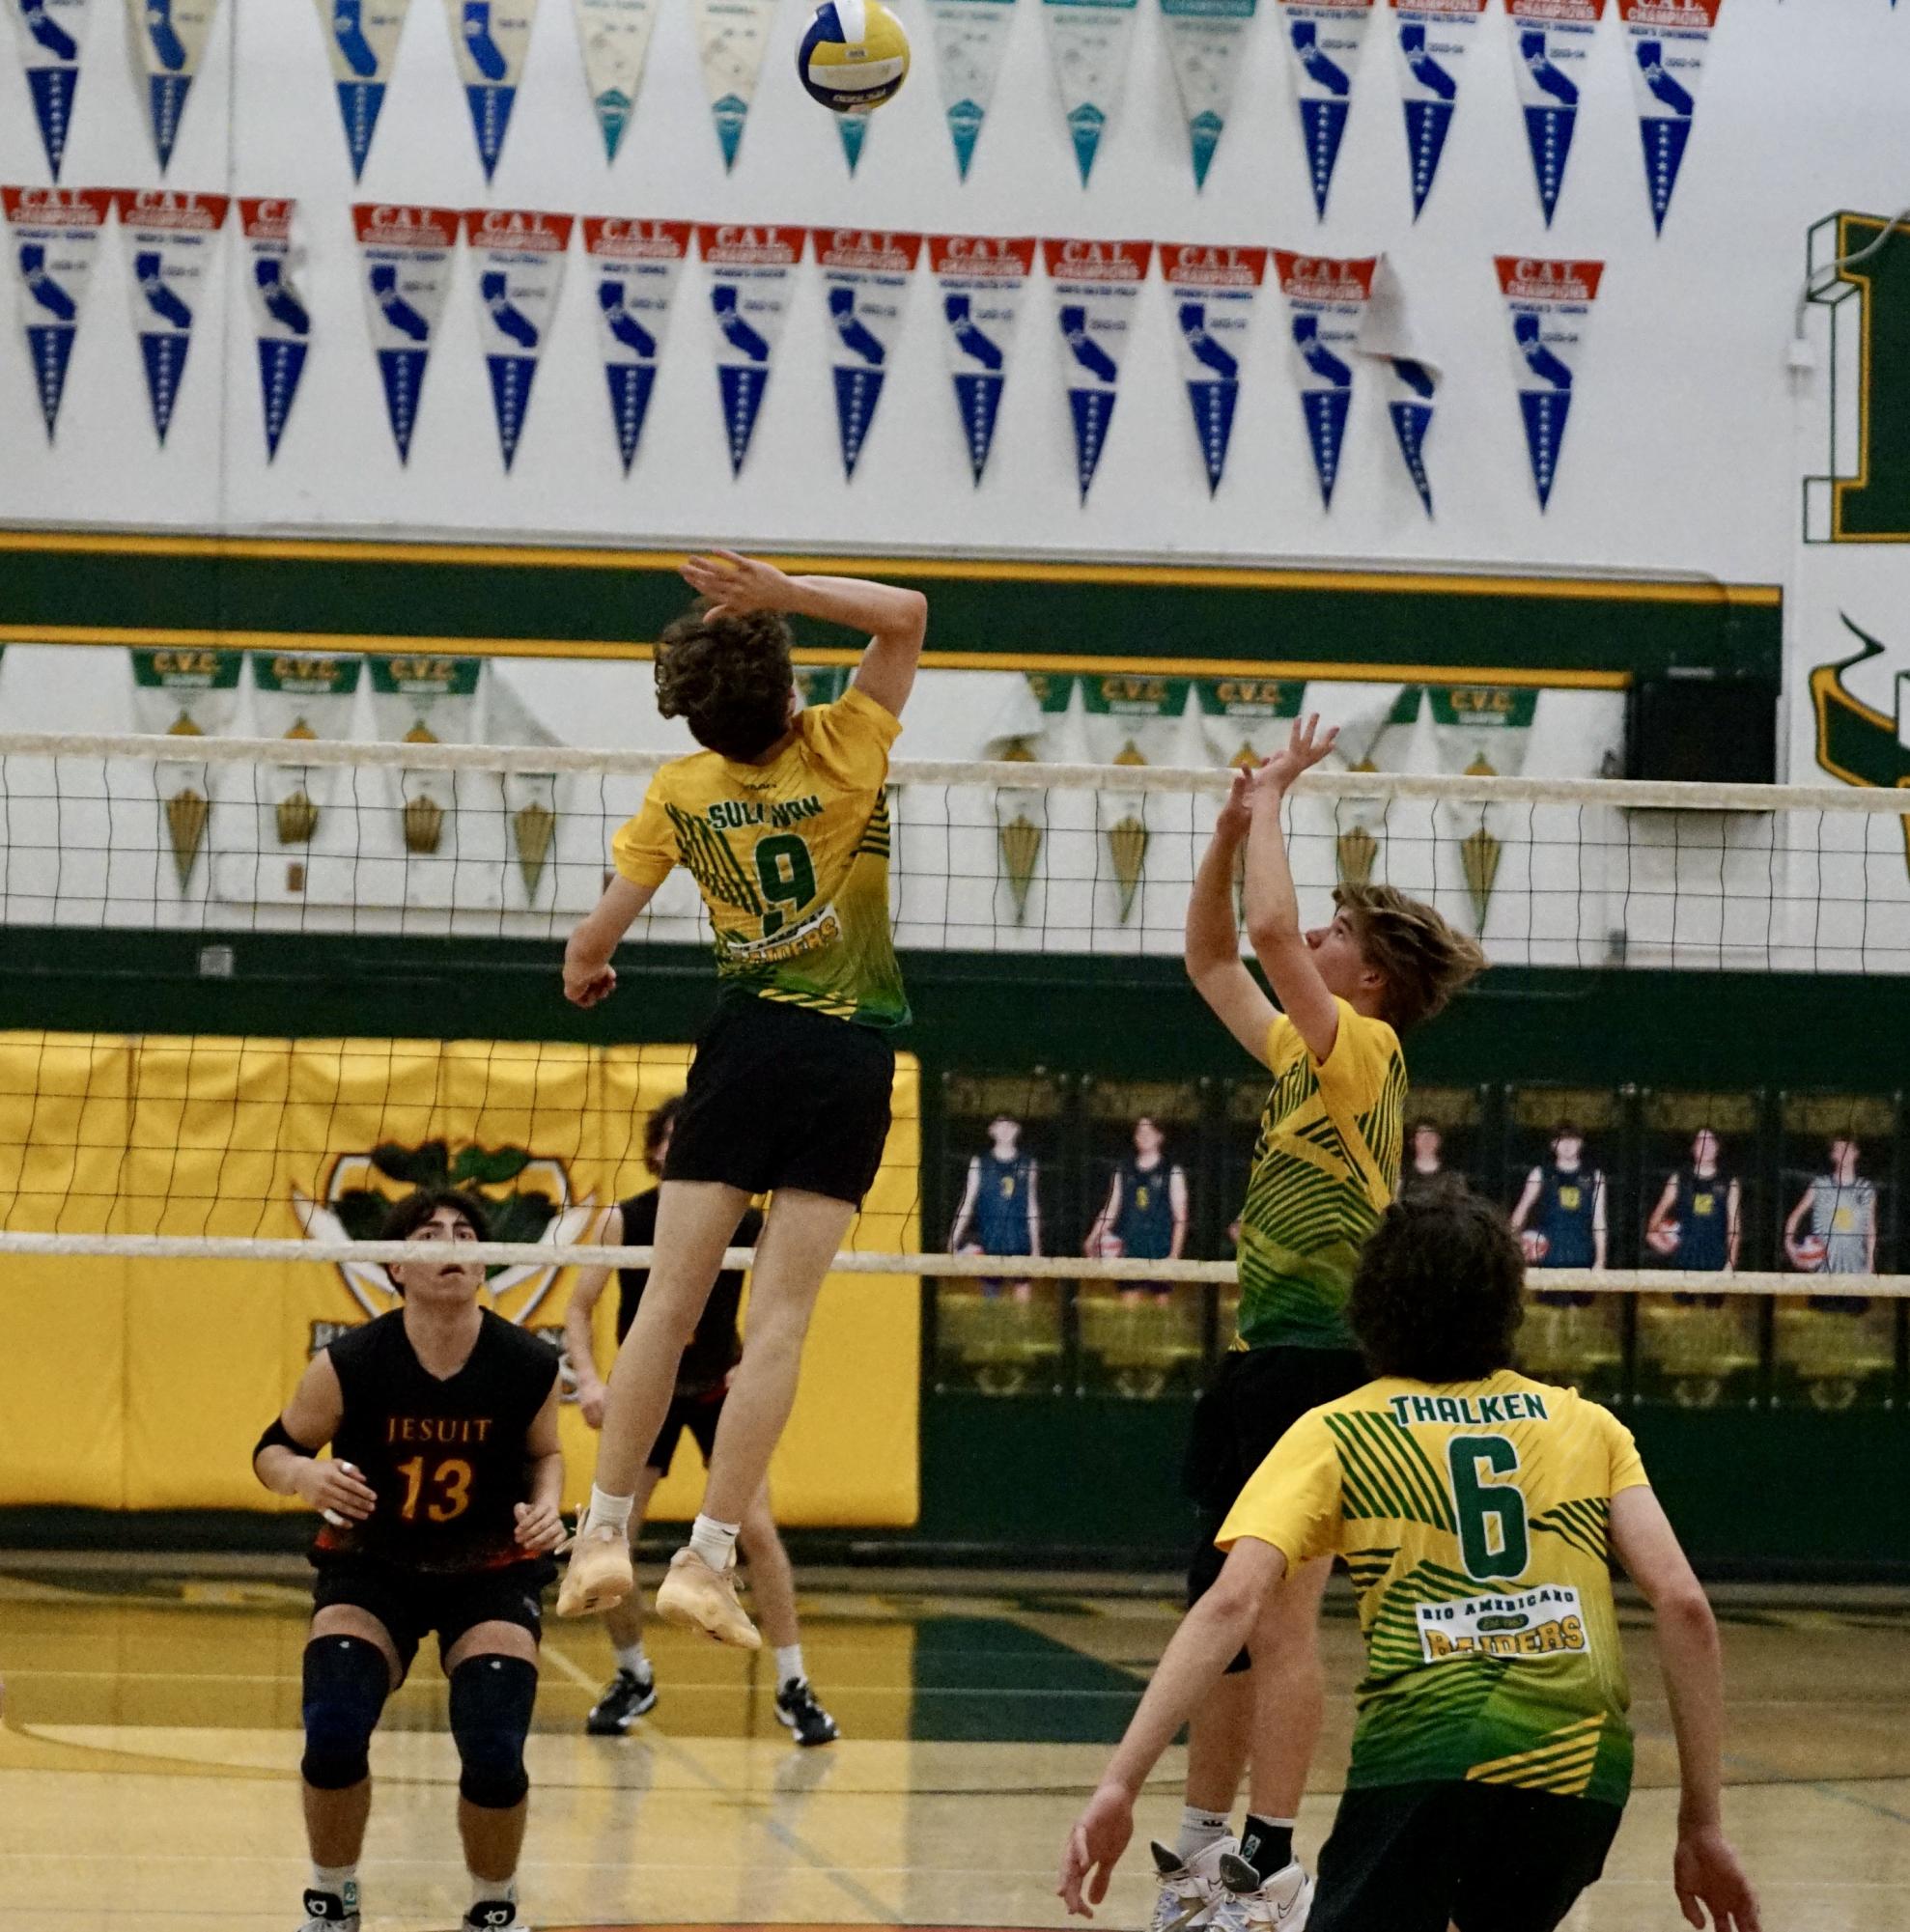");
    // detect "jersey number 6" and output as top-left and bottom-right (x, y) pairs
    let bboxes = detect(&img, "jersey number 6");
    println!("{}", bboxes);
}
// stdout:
(1447, 1435), (1530, 1582)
